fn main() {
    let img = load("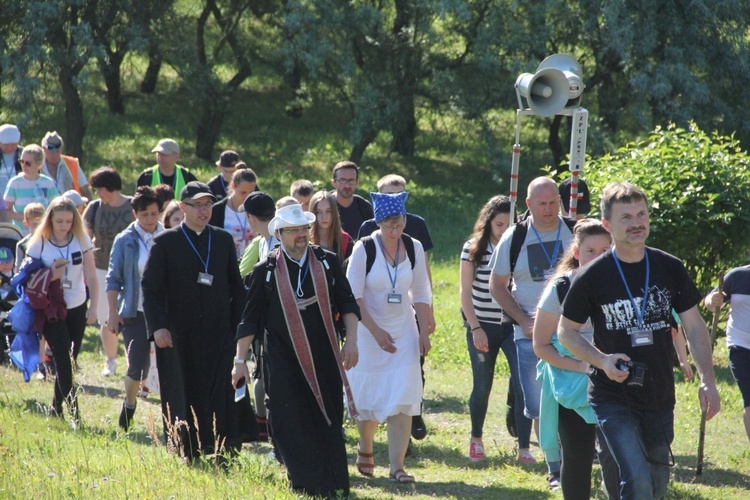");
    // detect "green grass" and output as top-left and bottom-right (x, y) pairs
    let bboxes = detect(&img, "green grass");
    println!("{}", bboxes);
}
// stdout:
(1, 320), (748, 498)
